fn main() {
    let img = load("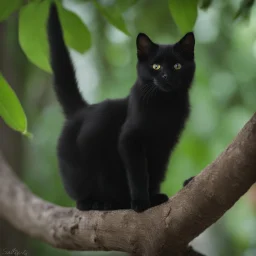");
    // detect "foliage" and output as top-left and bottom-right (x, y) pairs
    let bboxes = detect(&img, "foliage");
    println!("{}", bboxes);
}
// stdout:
(0, 0), (23, 22)
(0, 74), (30, 136)
(19, 0), (52, 72)
(168, 0), (198, 33)
(1, 0), (255, 134)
